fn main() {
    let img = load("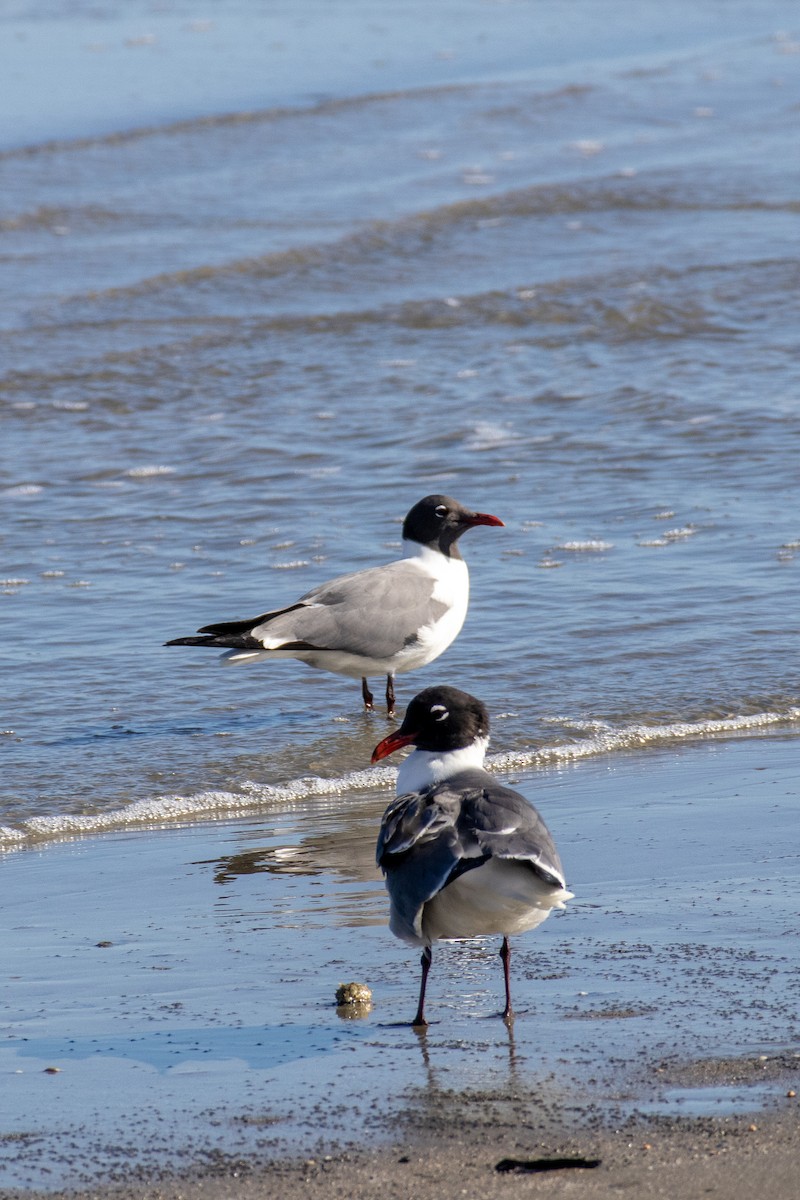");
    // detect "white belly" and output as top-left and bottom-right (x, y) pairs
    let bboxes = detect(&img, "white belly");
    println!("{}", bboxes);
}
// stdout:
(421, 859), (572, 943)
(222, 646), (405, 678)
